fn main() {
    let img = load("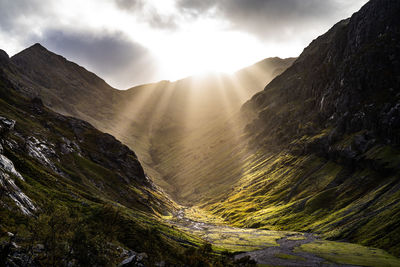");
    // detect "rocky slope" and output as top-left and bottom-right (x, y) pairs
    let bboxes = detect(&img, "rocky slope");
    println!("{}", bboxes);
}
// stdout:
(2, 44), (294, 201)
(2, 0), (399, 261)
(8, 43), (119, 124)
(0, 64), (210, 265)
(205, 0), (400, 256)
